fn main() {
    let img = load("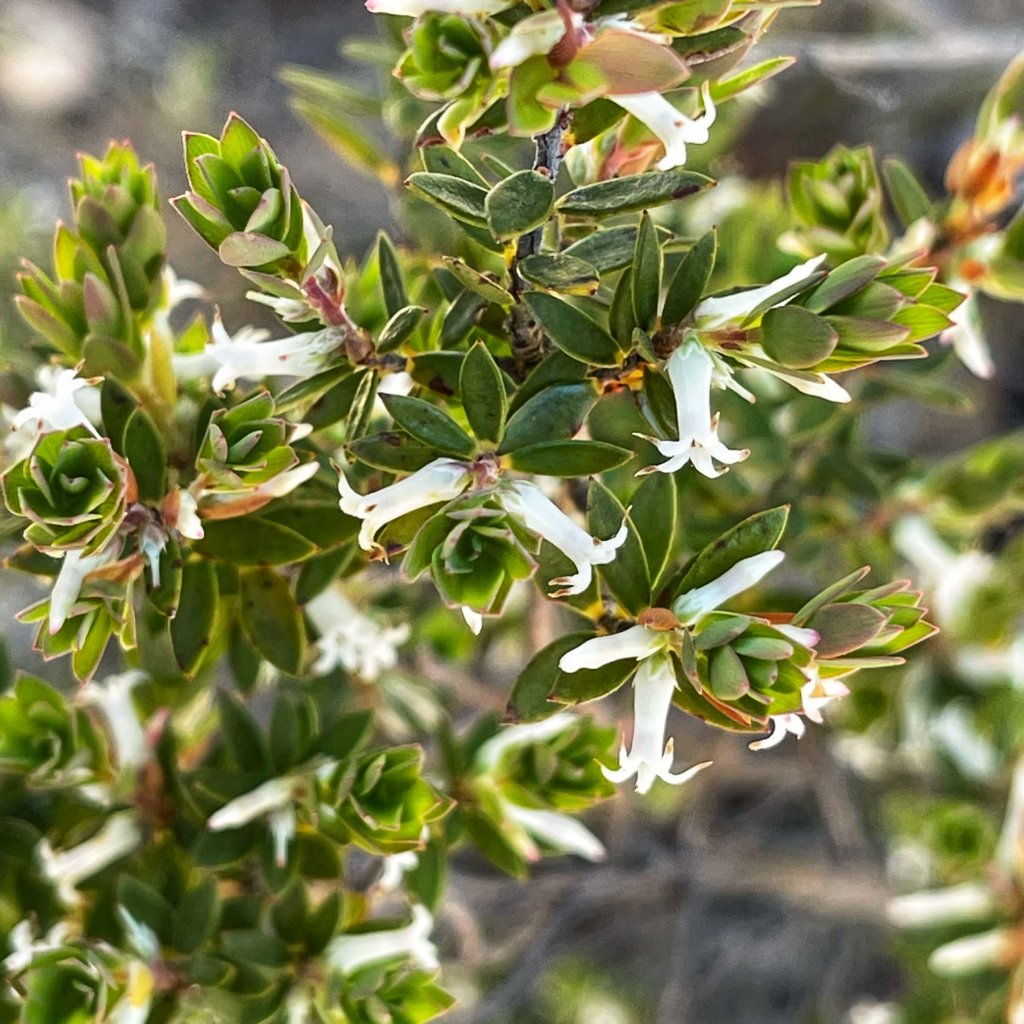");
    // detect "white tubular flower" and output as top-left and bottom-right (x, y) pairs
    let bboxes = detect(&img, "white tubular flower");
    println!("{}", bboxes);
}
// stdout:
(748, 713), (805, 751)
(207, 777), (302, 868)
(695, 255), (828, 330)
(599, 653), (711, 794)
(636, 339), (749, 478)
(557, 624), (669, 674)
(366, 0), (514, 13)
(490, 10), (578, 70)
(673, 550), (785, 624)
(338, 458), (472, 555)
(175, 488), (204, 540)
(325, 904), (439, 975)
(37, 811), (141, 906)
(928, 926), (1014, 978)
(610, 84), (716, 170)
(501, 481), (628, 597)
(305, 586), (410, 680)
(174, 316), (339, 394)
(800, 673), (850, 724)
(11, 367), (101, 438)
(108, 961), (155, 1024)
(49, 545), (117, 635)
(941, 286), (994, 379)
(887, 881), (998, 930)
(892, 516), (993, 631)
(163, 266), (205, 309)
(474, 713), (578, 772)
(78, 670), (149, 771)
(956, 635), (1024, 689)
(502, 801), (606, 863)
(2, 920), (70, 974)
(377, 850), (421, 893)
